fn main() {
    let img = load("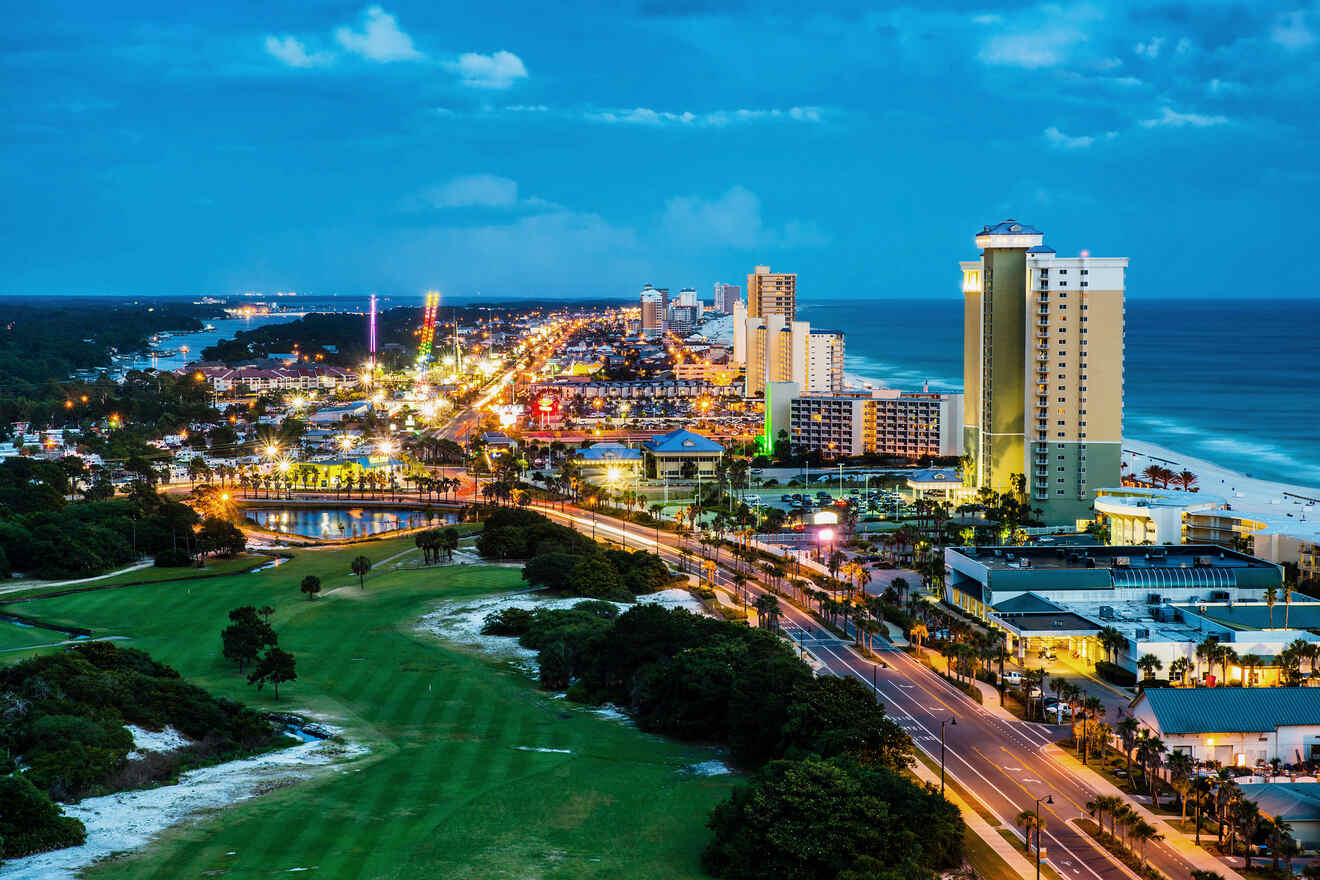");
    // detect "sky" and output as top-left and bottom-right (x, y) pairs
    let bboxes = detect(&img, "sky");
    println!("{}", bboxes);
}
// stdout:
(2, 1), (1317, 301)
